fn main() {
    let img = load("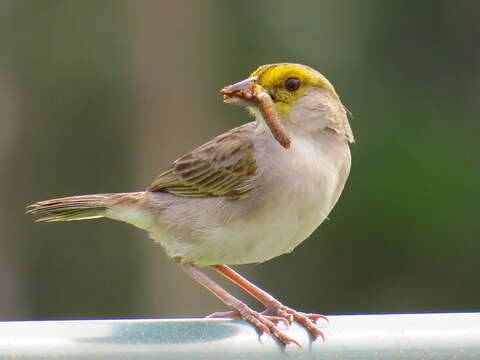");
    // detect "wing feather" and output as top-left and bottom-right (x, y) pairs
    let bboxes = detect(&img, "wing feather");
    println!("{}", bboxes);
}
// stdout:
(147, 123), (257, 199)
